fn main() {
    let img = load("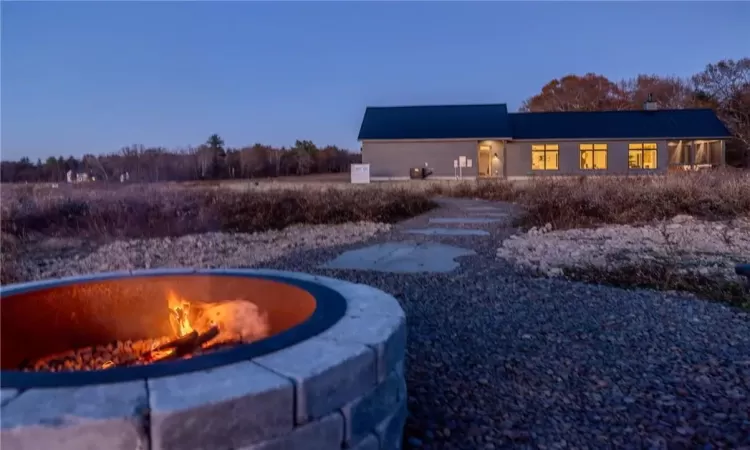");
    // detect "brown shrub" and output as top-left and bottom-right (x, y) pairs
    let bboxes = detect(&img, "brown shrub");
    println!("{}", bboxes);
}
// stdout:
(414, 171), (750, 229)
(564, 262), (750, 309)
(1, 184), (437, 240)
(517, 172), (750, 229)
(0, 232), (22, 285)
